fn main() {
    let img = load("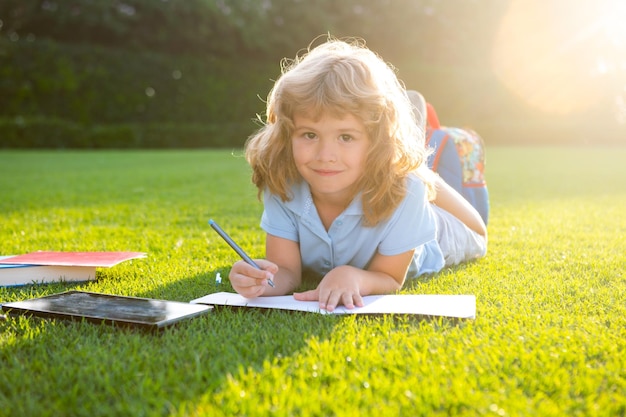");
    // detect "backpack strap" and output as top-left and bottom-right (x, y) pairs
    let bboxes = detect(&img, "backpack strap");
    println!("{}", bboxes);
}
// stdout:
(425, 128), (449, 171)
(426, 102), (441, 129)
